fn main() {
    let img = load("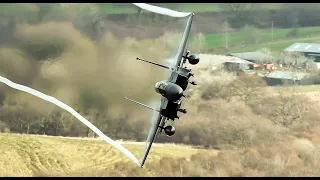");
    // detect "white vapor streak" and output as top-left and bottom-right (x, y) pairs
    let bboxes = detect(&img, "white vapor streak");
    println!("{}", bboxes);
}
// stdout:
(132, 3), (192, 17)
(0, 76), (140, 167)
